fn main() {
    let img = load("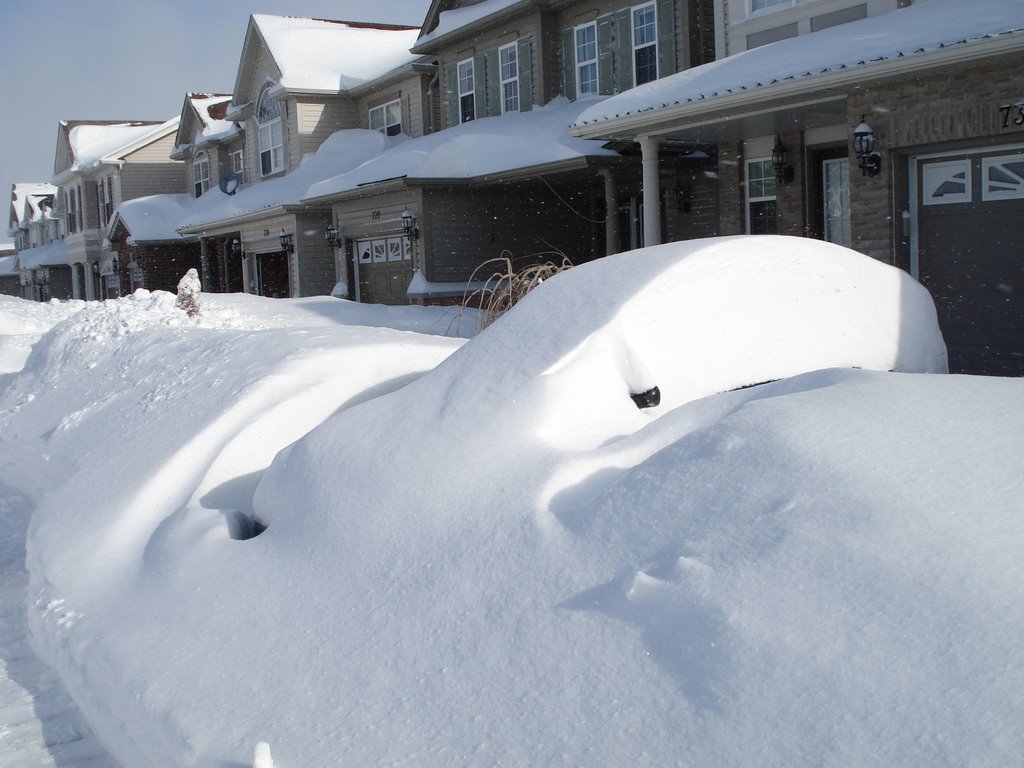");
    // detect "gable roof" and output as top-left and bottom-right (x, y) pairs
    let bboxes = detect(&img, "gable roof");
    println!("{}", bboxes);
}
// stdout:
(572, 0), (1024, 138)
(9, 183), (58, 231)
(53, 118), (180, 184)
(172, 93), (237, 158)
(232, 15), (422, 100)
(413, 0), (529, 51)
